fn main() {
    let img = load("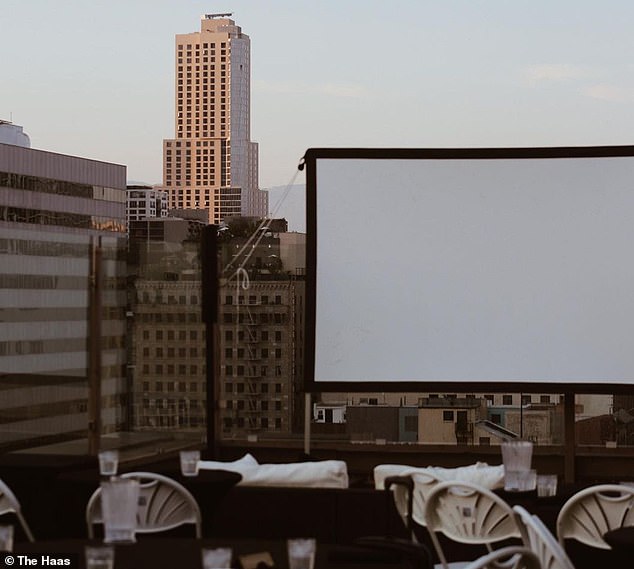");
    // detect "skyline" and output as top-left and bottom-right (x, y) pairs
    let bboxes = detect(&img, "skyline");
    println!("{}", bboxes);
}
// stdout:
(4, 1), (634, 191)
